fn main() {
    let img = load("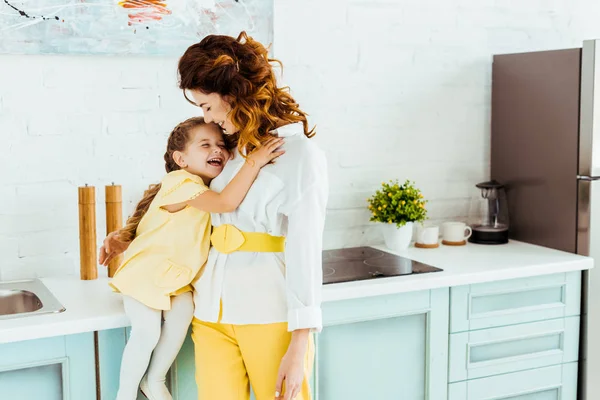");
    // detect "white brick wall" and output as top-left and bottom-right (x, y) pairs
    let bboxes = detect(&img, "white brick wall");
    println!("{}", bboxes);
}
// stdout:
(1, 0), (600, 279)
